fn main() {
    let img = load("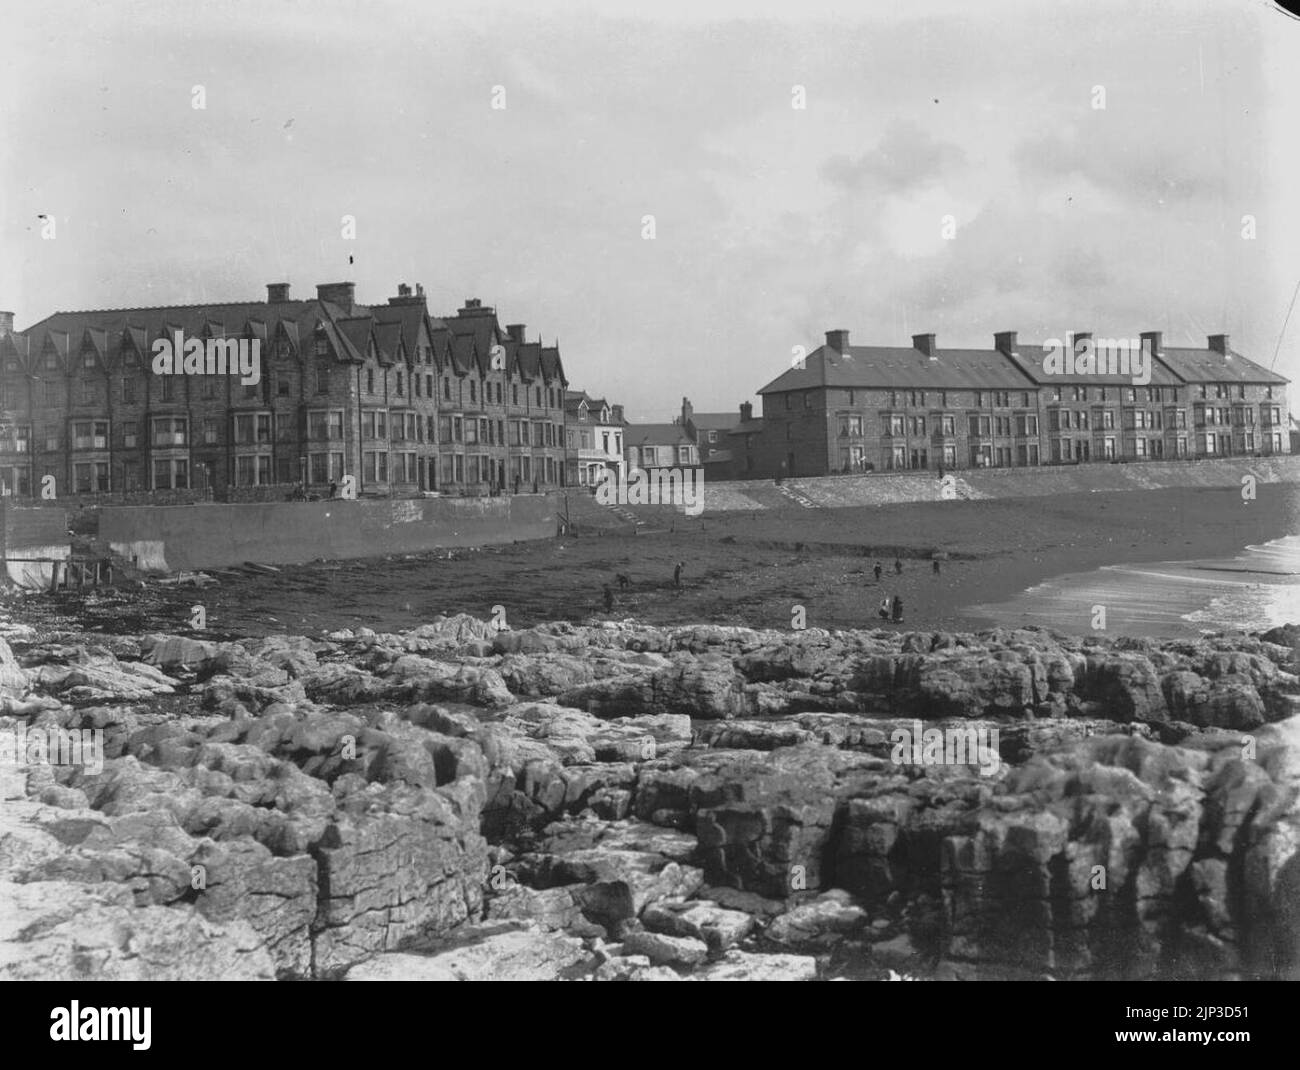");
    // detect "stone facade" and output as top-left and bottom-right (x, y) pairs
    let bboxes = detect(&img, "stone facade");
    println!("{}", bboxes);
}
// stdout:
(0, 284), (569, 501)
(749, 329), (1291, 479)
